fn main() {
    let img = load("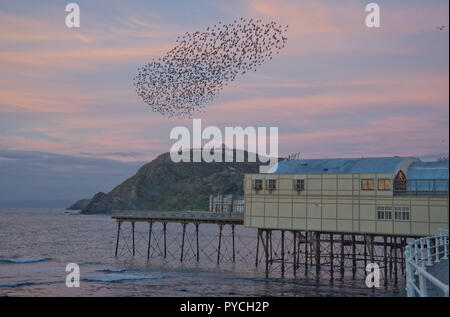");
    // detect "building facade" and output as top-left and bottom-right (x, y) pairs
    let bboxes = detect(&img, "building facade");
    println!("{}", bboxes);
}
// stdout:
(244, 157), (449, 237)
(210, 194), (244, 214)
